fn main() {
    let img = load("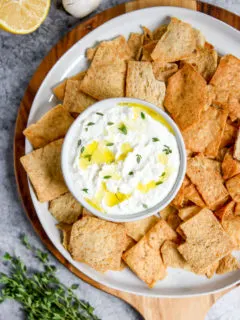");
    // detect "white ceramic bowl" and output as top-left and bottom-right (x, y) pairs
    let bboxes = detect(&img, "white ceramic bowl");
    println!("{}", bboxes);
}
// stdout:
(62, 97), (186, 222)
